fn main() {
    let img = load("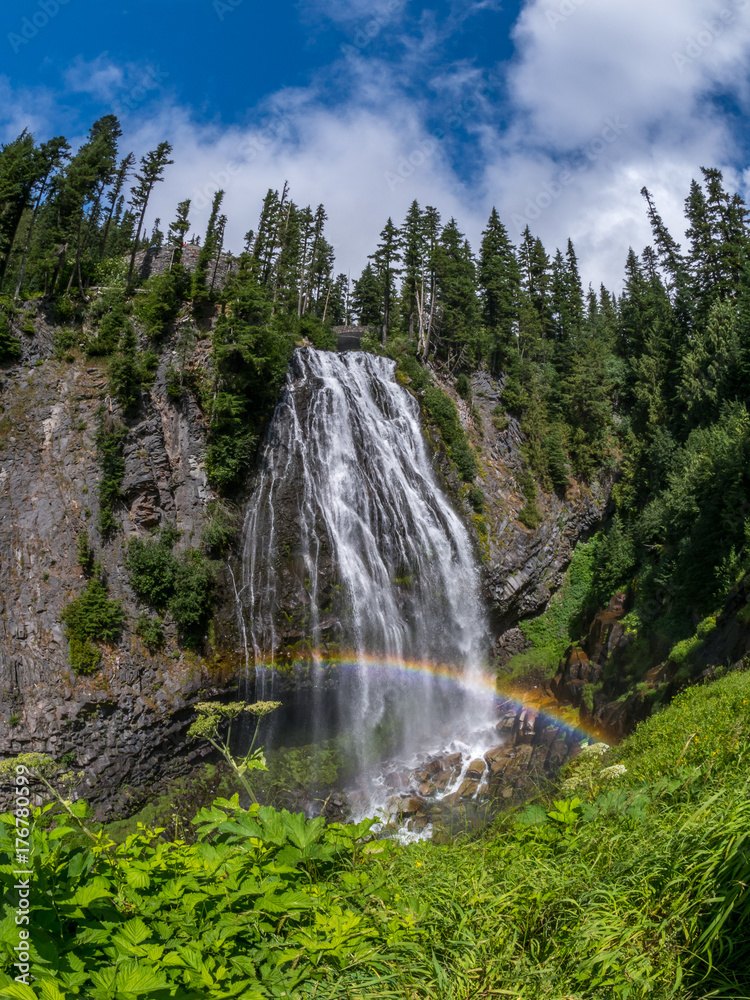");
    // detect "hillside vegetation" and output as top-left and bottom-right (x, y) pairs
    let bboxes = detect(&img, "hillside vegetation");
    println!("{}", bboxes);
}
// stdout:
(1, 668), (749, 998)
